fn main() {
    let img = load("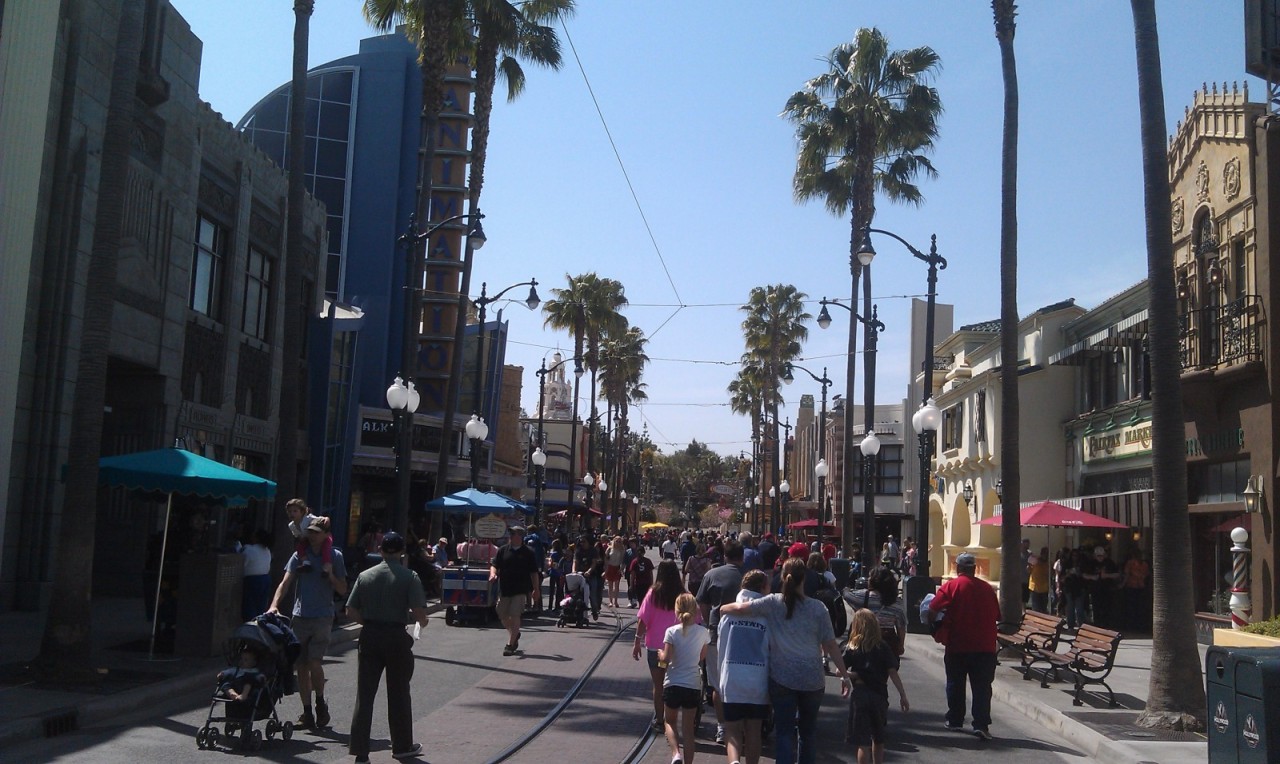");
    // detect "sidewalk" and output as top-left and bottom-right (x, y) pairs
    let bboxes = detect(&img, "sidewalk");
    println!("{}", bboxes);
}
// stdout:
(0, 596), (367, 747)
(910, 627), (1208, 763)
